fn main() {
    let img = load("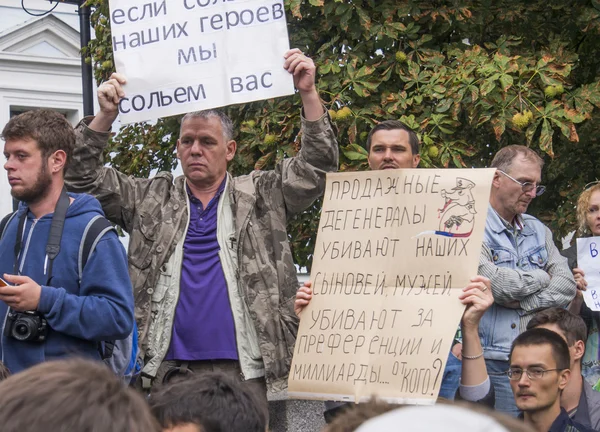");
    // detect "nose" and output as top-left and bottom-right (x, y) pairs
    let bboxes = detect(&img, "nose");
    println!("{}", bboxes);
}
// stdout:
(383, 148), (393, 160)
(525, 187), (537, 199)
(518, 373), (531, 387)
(190, 140), (202, 155)
(4, 157), (14, 172)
